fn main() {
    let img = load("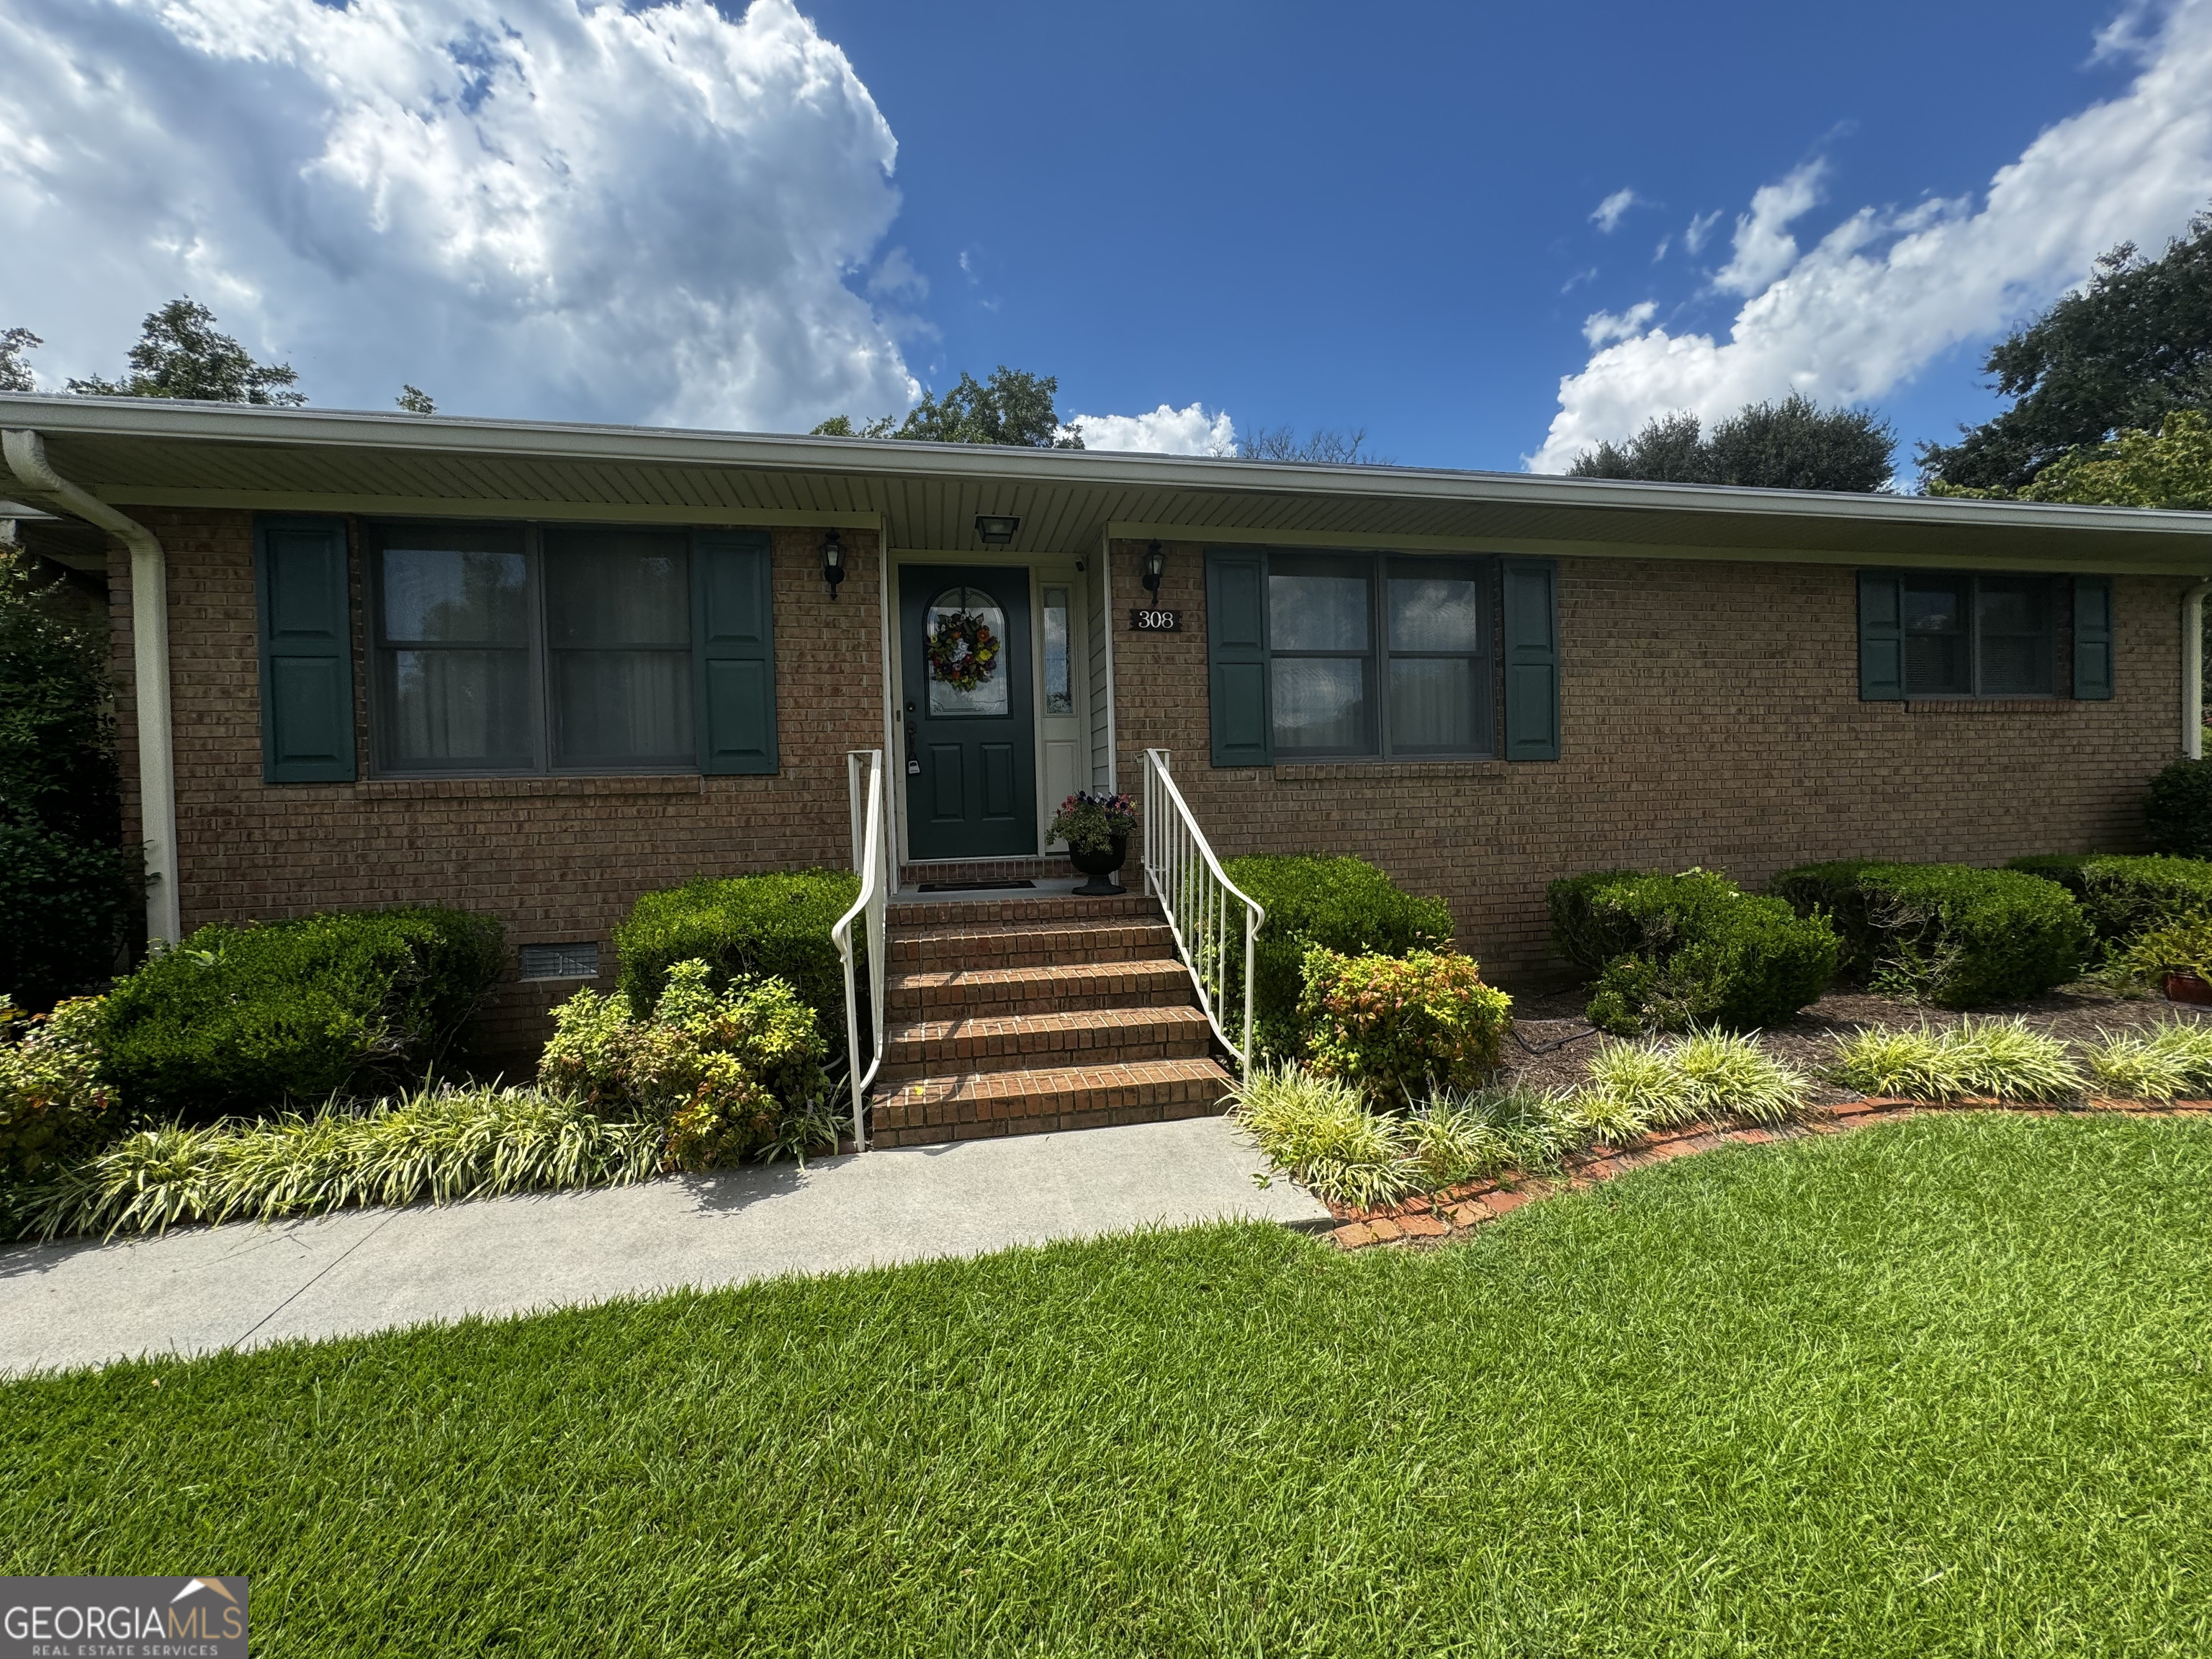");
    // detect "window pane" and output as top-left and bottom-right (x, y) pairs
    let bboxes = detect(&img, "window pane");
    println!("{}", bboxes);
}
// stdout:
(544, 529), (690, 647)
(381, 546), (527, 644)
(1388, 658), (1480, 751)
(1273, 658), (1371, 752)
(1977, 577), (2054, 696)
(386, 649), (533, 767)
(1270, 566), (1369, 650)
(1389, 575), (1483, 651)
(1903, 577), (1969, 696)
(552, 650), (694, 767)
(926, 585), (1010, 716)
(1043, 585), (1072, 715)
